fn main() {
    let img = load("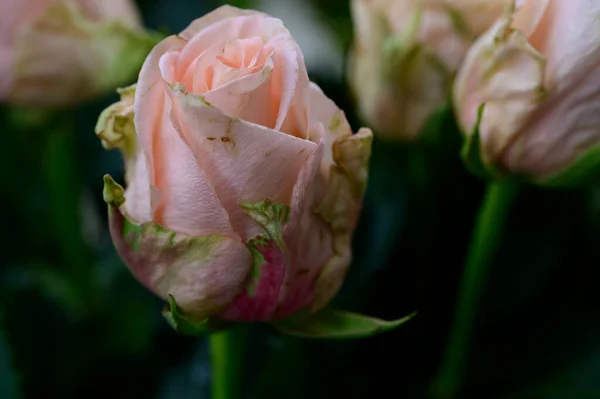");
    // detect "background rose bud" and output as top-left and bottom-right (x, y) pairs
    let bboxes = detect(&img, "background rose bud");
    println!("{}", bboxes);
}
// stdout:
(98, 6), (373, 322)
(0, 0), (157, 107)
(455, 0), (600, 185)
(348, 0), (508, 140)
